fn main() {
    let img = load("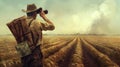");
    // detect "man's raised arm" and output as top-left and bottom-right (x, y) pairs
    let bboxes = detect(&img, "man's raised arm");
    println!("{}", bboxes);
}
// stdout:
(39, 11), (55, 30)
